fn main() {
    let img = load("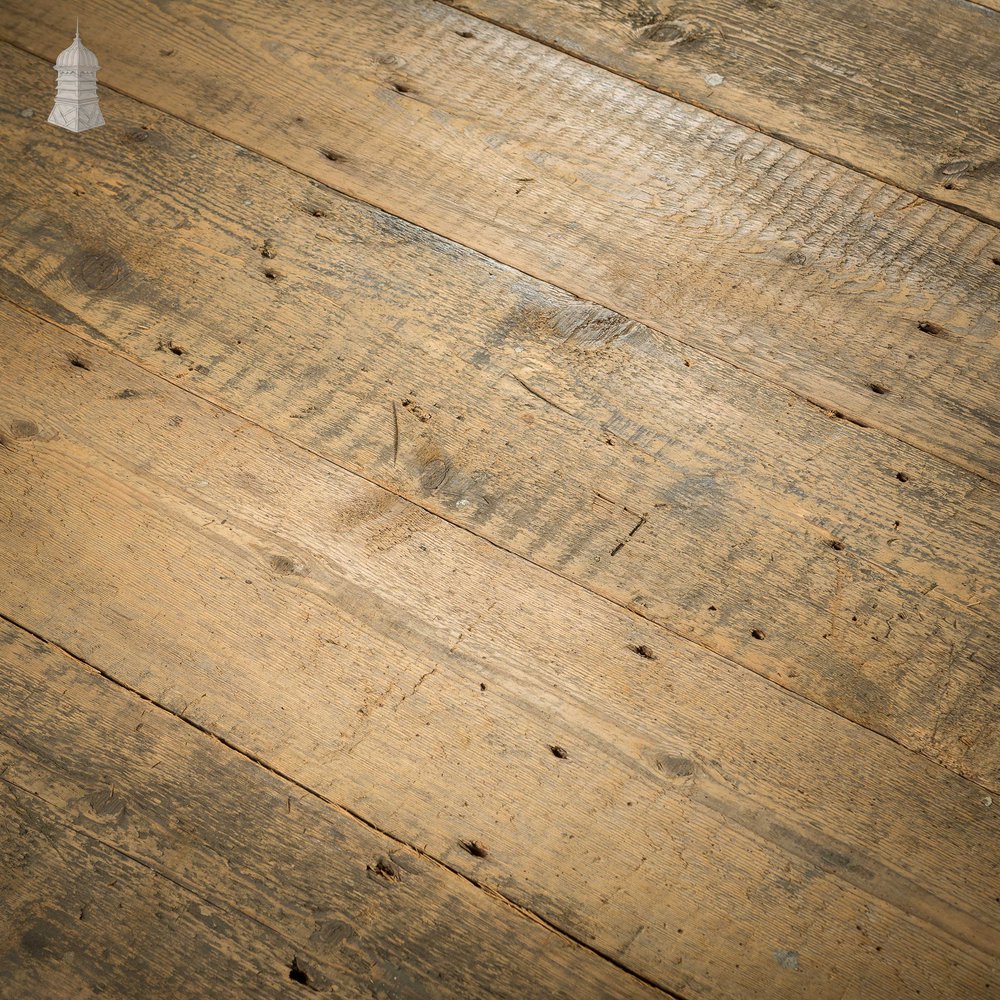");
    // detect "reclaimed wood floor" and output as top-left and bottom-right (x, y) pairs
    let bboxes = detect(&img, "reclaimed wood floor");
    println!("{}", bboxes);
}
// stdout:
(0, 1), (997, 997)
